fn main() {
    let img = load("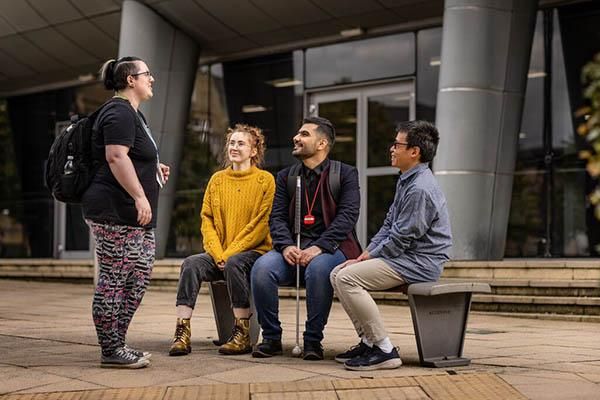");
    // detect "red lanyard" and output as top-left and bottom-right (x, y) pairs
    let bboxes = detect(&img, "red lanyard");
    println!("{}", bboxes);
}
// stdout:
(303, 175), (322, 225)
